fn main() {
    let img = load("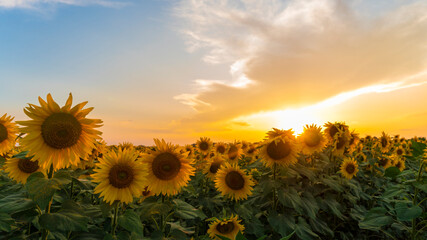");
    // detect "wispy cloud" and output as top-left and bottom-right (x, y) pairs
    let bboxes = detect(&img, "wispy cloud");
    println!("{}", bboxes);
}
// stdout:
(0, 0), (126, 9)
(173, 0), (427, 127)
